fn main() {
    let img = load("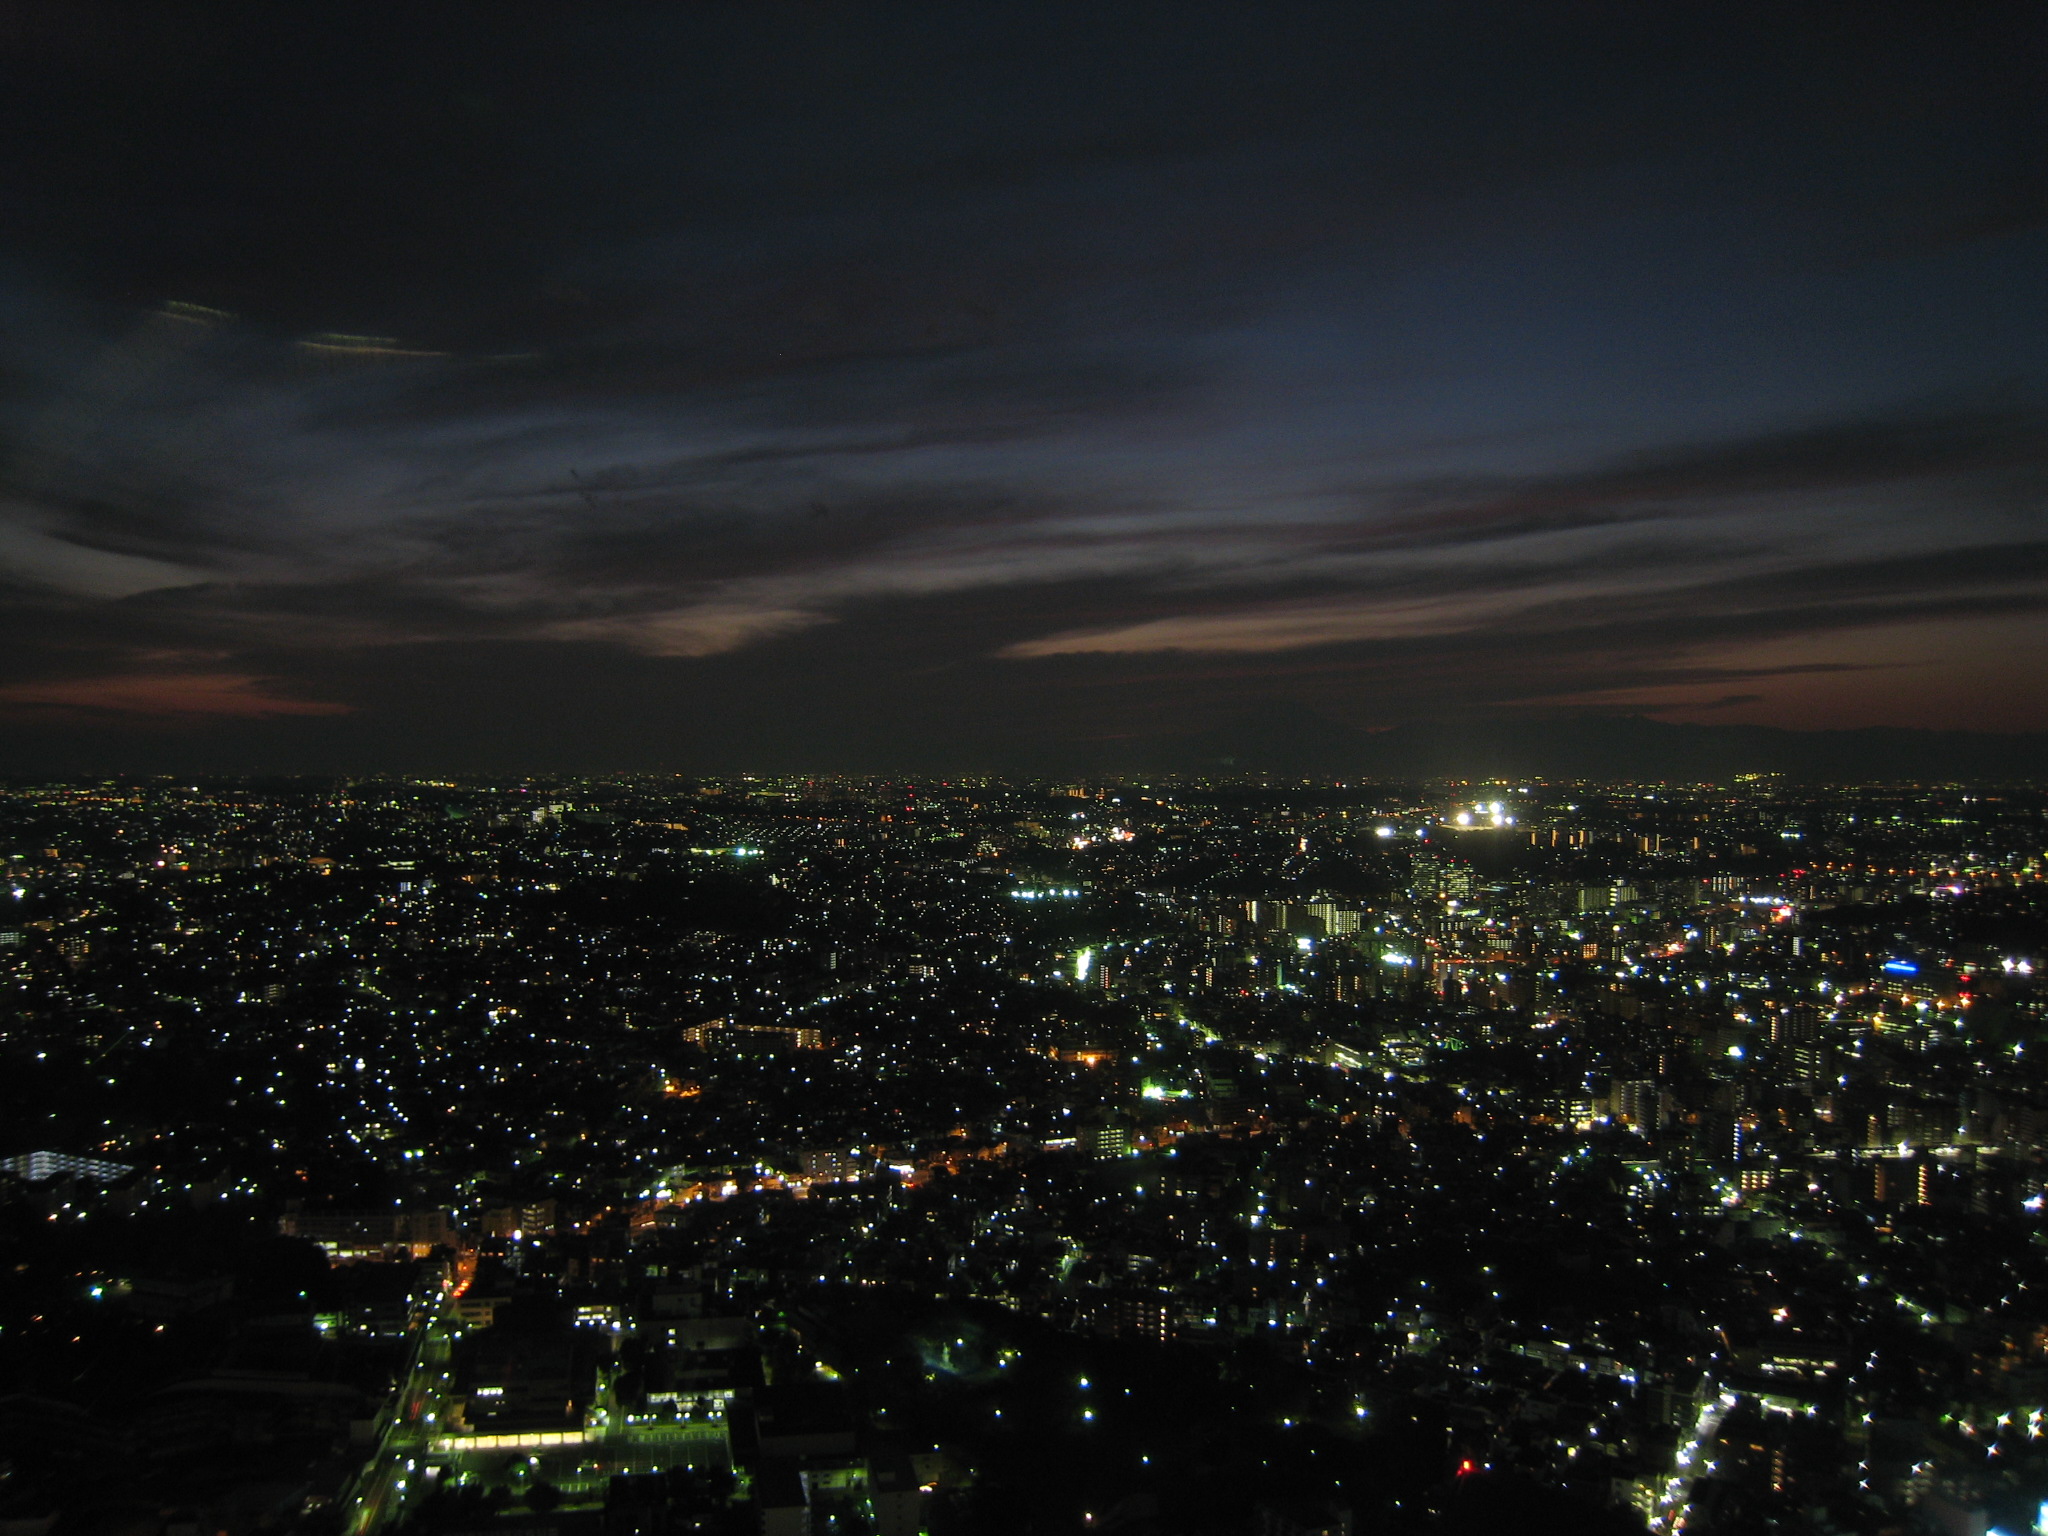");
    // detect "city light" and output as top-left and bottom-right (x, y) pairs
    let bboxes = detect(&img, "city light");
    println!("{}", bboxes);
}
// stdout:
(2, 770), (2039, 1536)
